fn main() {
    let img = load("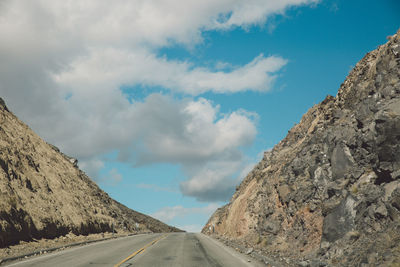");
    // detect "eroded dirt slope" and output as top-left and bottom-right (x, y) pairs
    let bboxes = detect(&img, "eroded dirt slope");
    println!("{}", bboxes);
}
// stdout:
(0, 100), (181, 248)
